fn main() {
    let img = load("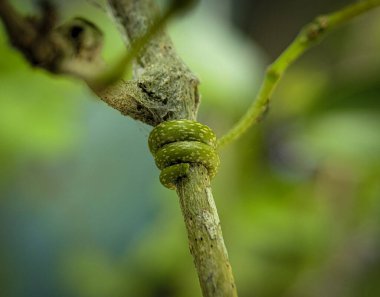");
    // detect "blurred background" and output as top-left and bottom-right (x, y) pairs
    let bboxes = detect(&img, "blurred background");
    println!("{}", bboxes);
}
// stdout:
(1, 0), (380, 296)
